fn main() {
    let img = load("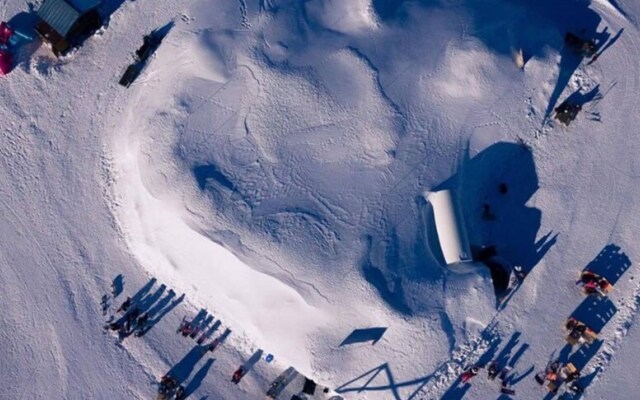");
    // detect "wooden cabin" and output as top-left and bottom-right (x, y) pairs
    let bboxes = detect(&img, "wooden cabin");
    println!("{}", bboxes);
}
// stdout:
(35, 0), (102, 56)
